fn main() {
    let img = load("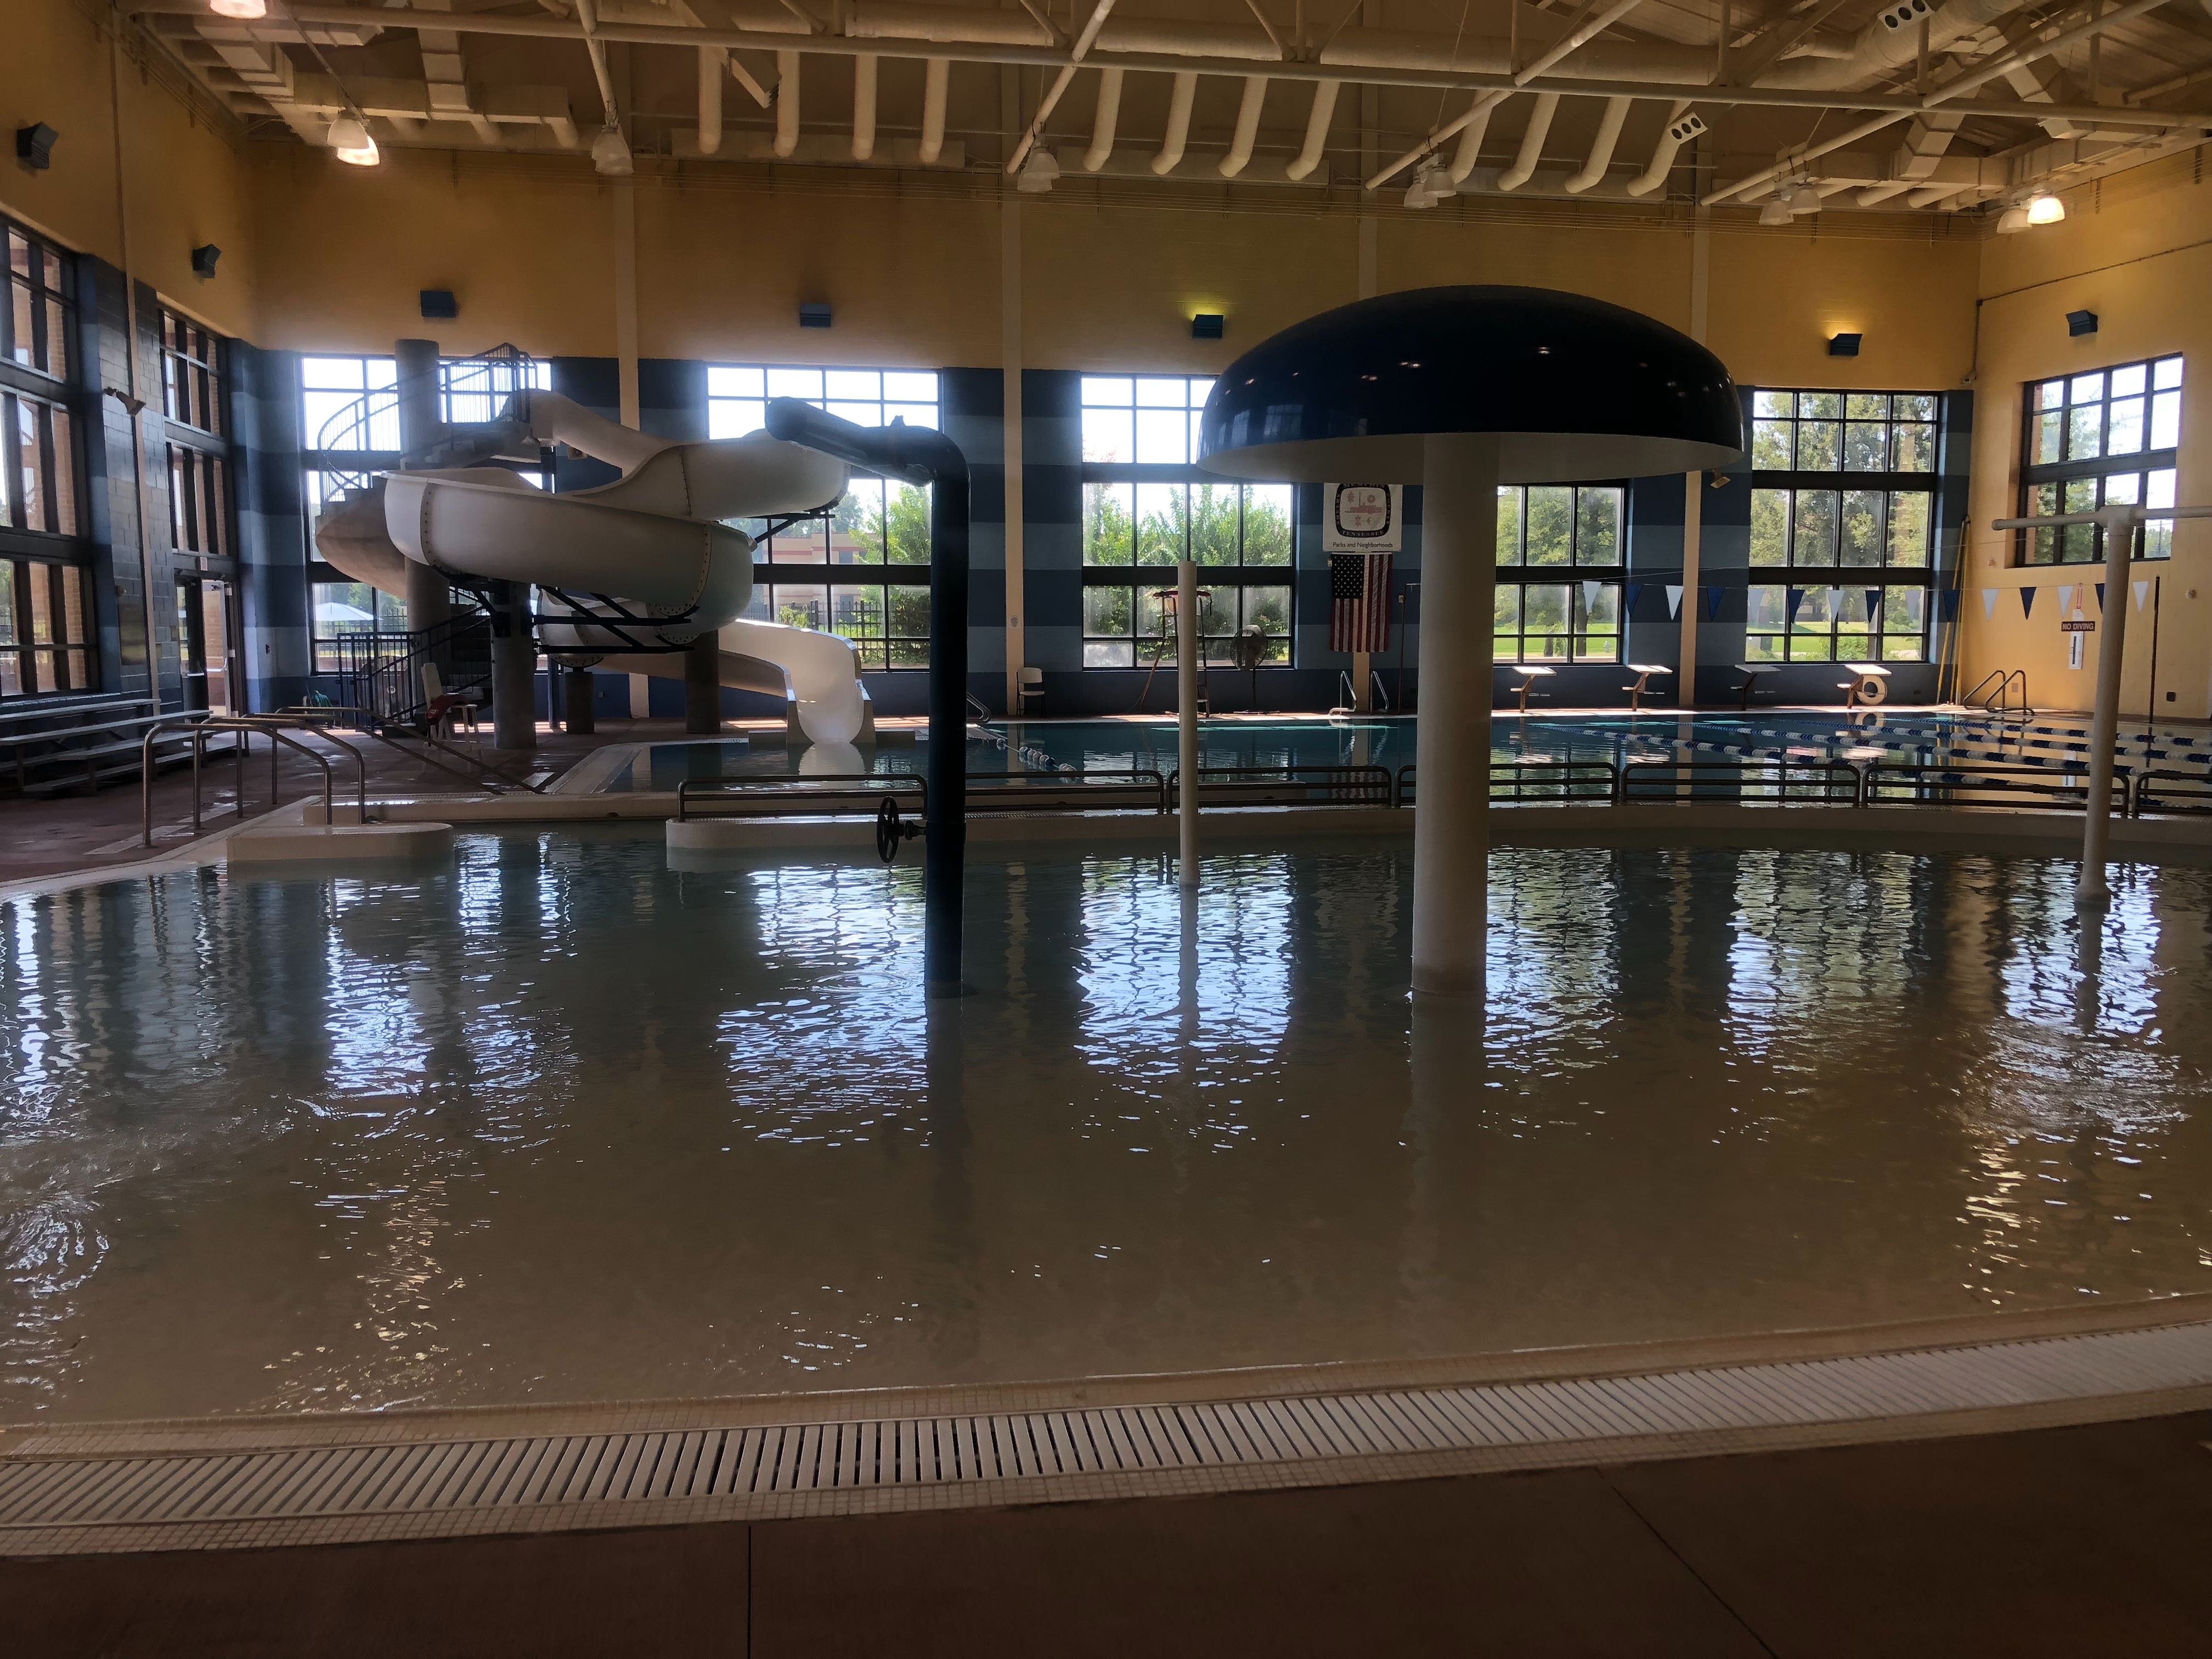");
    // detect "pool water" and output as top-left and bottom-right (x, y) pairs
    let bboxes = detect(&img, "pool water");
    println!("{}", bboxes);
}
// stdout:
(4, 830), (2210, 1423)
(565, 711), (2212, 794)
